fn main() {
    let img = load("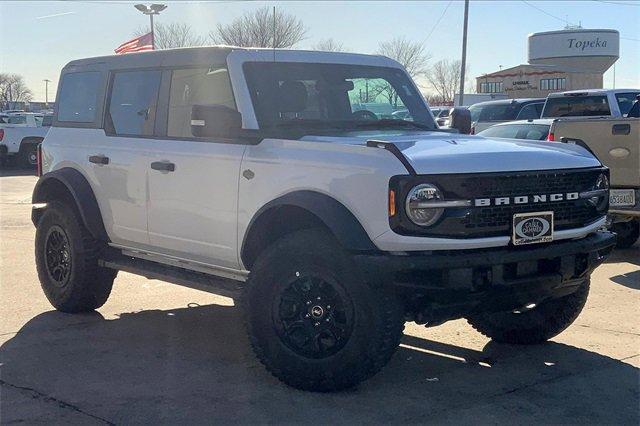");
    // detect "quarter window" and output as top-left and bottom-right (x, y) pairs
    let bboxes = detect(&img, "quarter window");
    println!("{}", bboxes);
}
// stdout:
(516, 103), (543, 120)
(57, 71), (101, 123)
(167, 66), (236, 138)
(107, 70), (161, 136)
